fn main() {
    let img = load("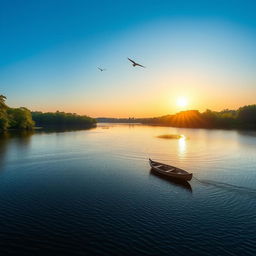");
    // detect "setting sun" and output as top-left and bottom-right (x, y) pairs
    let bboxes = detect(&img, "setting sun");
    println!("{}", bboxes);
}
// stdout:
(176, 97), (188, 108)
